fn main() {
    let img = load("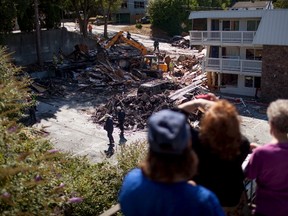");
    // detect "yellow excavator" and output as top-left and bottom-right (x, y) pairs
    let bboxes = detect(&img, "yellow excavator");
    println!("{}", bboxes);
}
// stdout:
(104, 31), (148, 55)
(103, 31), (168, 77)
